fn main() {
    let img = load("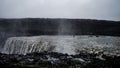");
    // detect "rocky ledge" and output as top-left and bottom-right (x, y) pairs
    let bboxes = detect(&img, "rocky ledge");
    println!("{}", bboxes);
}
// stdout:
(0, 51), (120, 68)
